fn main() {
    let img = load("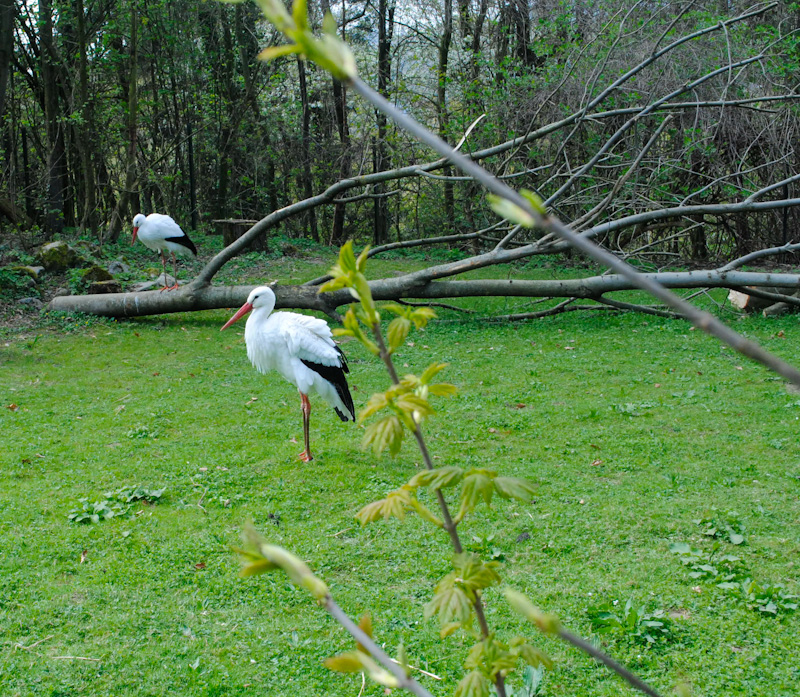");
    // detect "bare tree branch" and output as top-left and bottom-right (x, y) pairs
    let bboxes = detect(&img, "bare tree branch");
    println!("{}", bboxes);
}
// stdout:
(594, 296), (682, 319)
(718, 242), (800, 271)
(573, 116), (674, 230)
